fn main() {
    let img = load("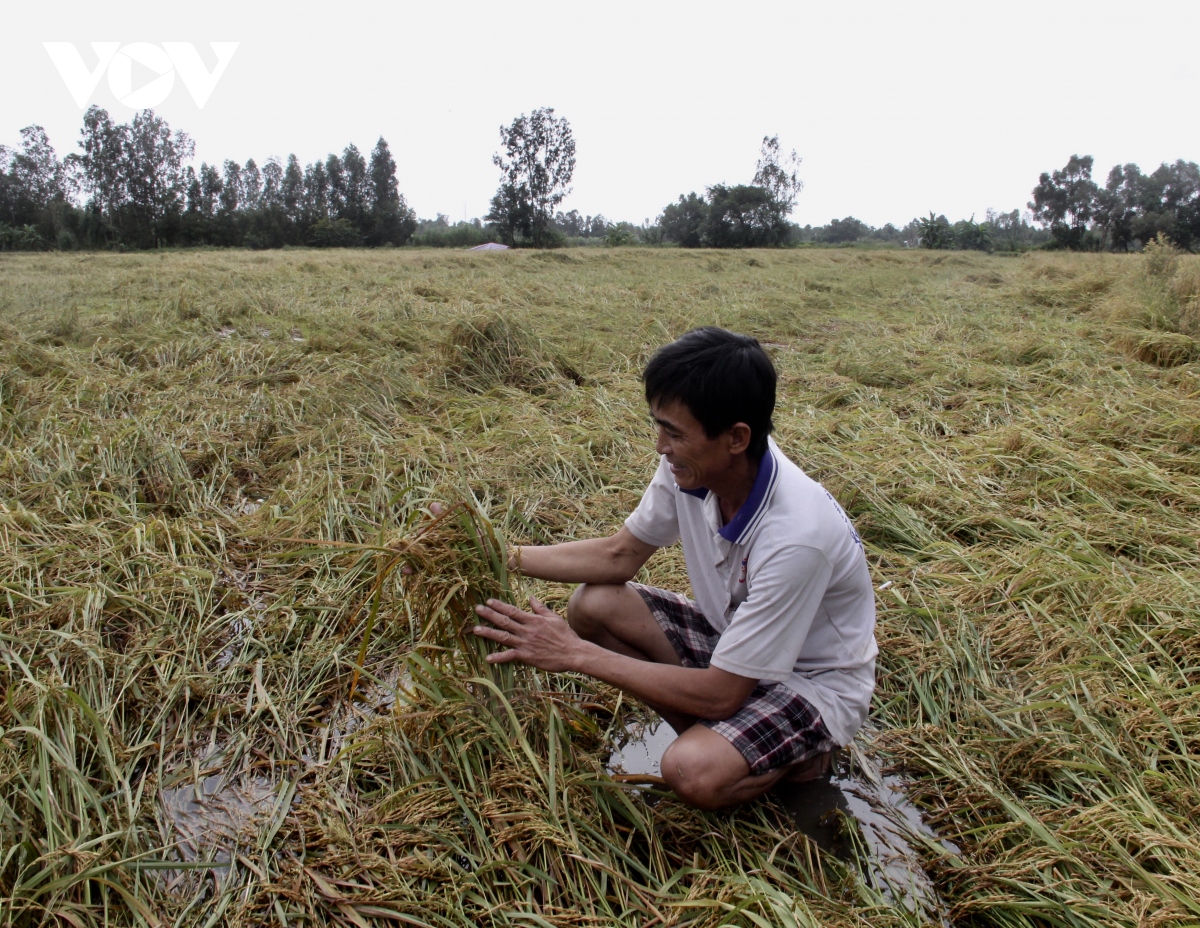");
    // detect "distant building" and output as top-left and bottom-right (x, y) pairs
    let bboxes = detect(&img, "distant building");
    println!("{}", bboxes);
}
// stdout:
(469, 242), (510, 251)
